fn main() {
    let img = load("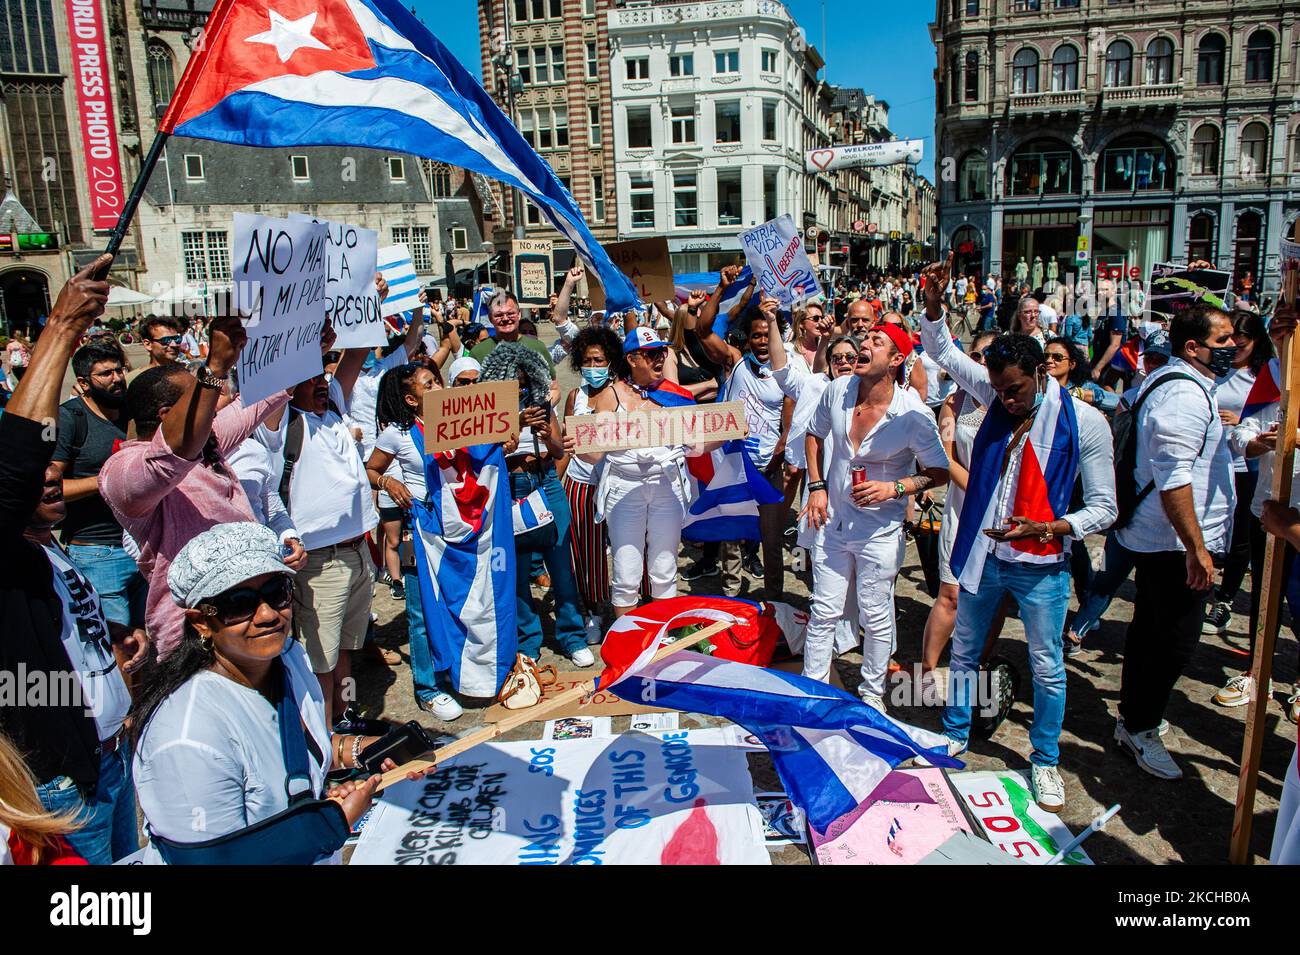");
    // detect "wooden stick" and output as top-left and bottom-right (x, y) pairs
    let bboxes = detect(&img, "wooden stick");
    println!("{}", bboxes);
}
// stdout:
(375, 617), (735, 791)
(1230, 270), (1300, 864)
